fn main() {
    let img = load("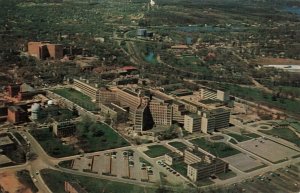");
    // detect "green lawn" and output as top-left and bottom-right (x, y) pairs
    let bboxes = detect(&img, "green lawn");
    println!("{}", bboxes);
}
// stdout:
(172, 161), (188, 176)
(226, 133), (251, 142)
(168, 141), (187, 149)
(216, 84), (300, 115)
(258, 128), (300, 147)
(189, 138), (240, 158)
(243, 133), (261, 138)
(58, 160), (73, 169)
(30, 128), (79, 158)
(290, 122), (300, 134)
(52, 88), (98, 111)
(216, 171), (237, 180)
(144, 145), (172, 158)
(30, 122), (129, 157)
(229, 138), (238, 144)
(40, 169), (156, 193)
(76, 122), (129, 153)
